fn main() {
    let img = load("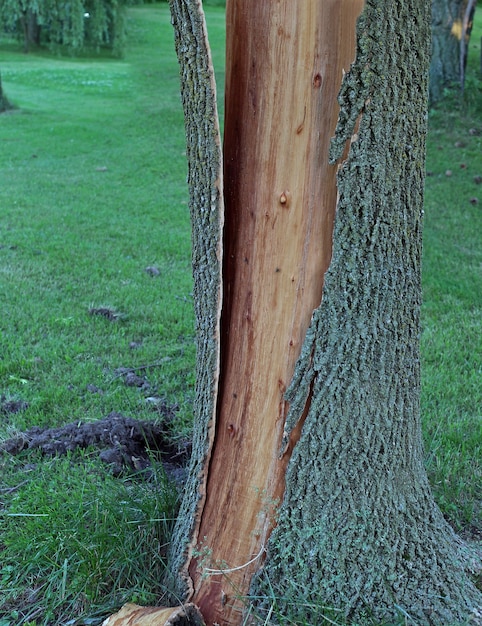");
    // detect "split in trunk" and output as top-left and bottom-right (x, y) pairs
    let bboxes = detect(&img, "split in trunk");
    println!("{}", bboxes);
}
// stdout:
(163, 0), (482, 624)
(167, 1), (362, 623)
